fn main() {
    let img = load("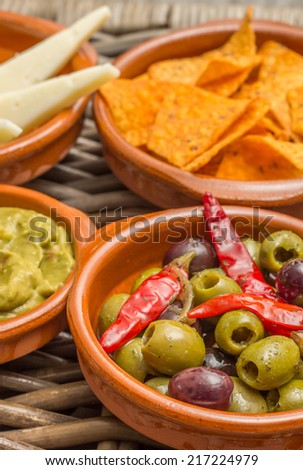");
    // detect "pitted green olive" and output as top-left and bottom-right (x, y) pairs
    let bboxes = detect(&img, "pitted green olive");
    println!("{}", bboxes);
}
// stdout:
(214, 310), (264, 356)
(190, 268), (242, 306)
(260, 230), (303, 273)
(236, 336), (300, 391)
(141, 320), (205, 376)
